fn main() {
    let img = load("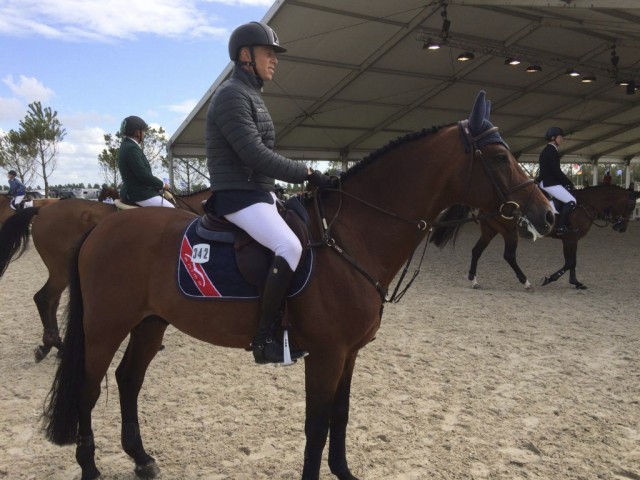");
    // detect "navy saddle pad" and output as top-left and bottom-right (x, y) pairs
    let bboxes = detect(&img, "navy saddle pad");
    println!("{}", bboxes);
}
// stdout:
(177, 219), (313, 300)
